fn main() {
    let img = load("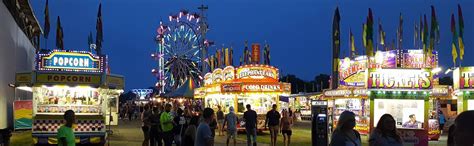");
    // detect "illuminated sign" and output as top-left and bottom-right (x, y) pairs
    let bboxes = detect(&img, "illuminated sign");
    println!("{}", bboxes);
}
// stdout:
(454, 67), (474, 89)
(432, 86), (449, 96)
(36, 73), (101, 84)
(401, 50), (438, 68)
(212, 68), (223, 83)
(324, 89), (351, 96)
(251, 44), (260, 64)
(242, 84), (281, 92)
(338, 51), (396, 87)
(204, 73), (213, 85)
(311, 100), (328, 106)
(367, 69), (432, 89)
(38, 51), (102, 72)
(236, 66), (278, 80)
(221, 83), (241, 92)
(15, 73), (32, 84)
(223, 66), (235, 81)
